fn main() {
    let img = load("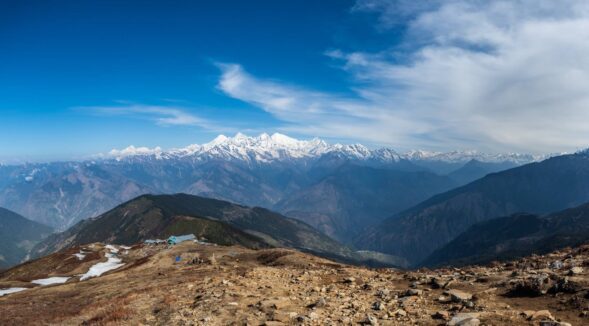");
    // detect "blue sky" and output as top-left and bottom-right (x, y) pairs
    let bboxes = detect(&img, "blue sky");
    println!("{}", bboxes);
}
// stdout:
(2, 0), (589, 161)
